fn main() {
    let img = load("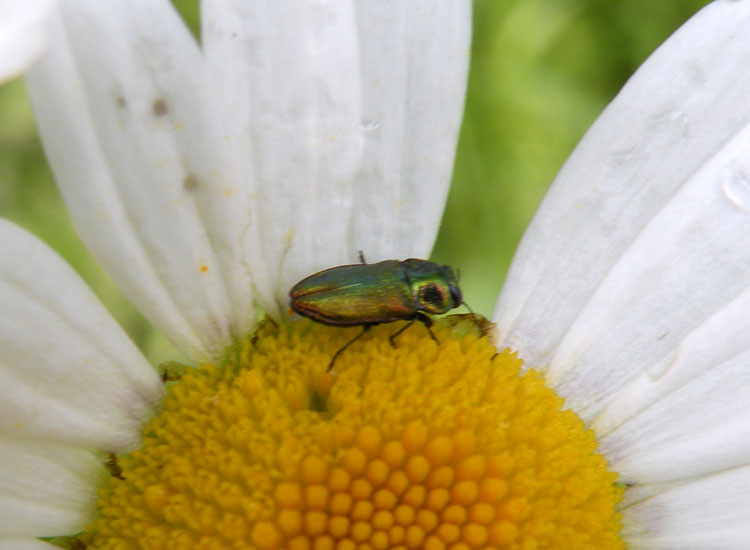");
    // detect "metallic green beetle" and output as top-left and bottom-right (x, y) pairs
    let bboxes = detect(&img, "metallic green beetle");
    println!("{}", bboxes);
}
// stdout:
(289, 253), (468, 369)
